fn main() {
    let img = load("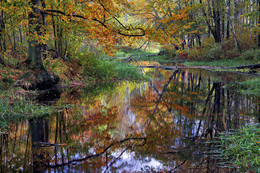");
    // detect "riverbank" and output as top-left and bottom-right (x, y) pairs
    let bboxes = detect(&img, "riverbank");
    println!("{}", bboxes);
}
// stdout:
(113, 45), (259, 97)
(218, 124), (260, 172)
(1, 43), (259, 130)
(0, 53), (148, 130)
